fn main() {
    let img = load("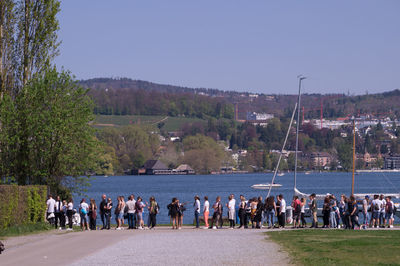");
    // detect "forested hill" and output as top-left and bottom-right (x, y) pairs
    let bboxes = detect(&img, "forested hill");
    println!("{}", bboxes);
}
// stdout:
(81, 78), (400, 119)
